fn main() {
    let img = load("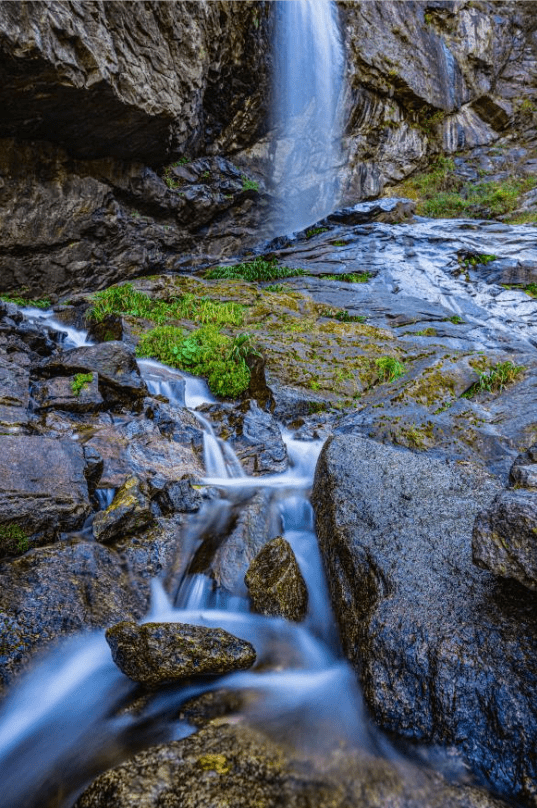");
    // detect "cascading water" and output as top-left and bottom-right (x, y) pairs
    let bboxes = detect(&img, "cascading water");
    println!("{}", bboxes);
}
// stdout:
(0, 310), (368, 808)
(272, 0), (344, 235)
